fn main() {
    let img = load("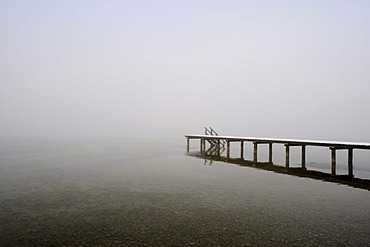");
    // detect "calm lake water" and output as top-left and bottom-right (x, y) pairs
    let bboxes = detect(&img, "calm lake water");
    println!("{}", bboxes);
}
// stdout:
(0, 137), (369, 246)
